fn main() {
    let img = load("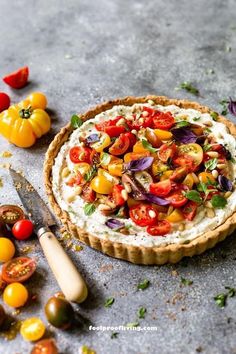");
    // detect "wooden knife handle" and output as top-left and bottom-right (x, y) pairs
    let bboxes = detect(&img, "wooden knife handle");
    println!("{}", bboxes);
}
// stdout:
(38, 230), (88, 303)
